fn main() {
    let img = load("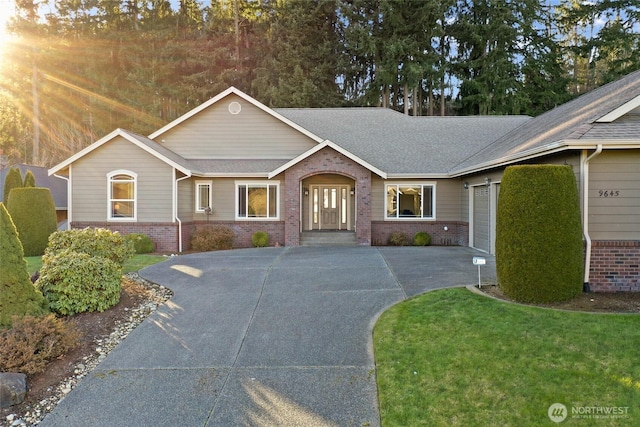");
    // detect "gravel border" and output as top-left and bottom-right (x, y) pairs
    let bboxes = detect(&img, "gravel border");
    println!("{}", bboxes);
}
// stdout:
(3, 274), (173, 427)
